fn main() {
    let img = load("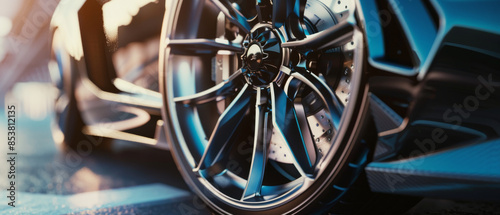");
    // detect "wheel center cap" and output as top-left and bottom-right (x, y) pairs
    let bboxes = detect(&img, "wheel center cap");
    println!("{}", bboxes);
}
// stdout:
(241, 25), (283, 87)
(245, 44), (264, 70)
